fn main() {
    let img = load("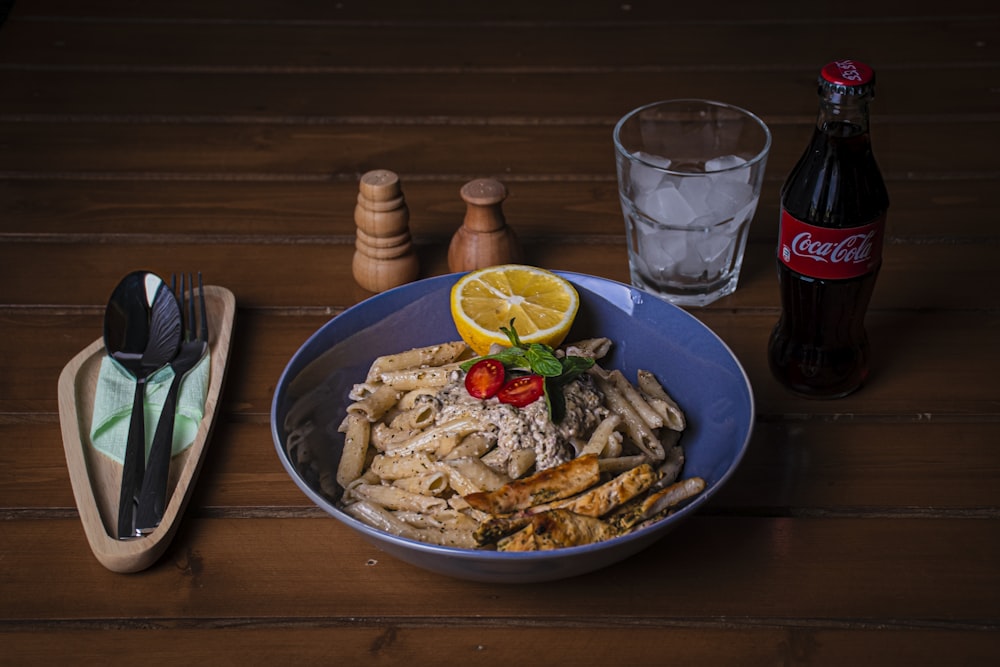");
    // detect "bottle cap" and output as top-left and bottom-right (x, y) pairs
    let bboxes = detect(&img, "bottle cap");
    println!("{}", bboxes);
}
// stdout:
(819, 60), (875, 99)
